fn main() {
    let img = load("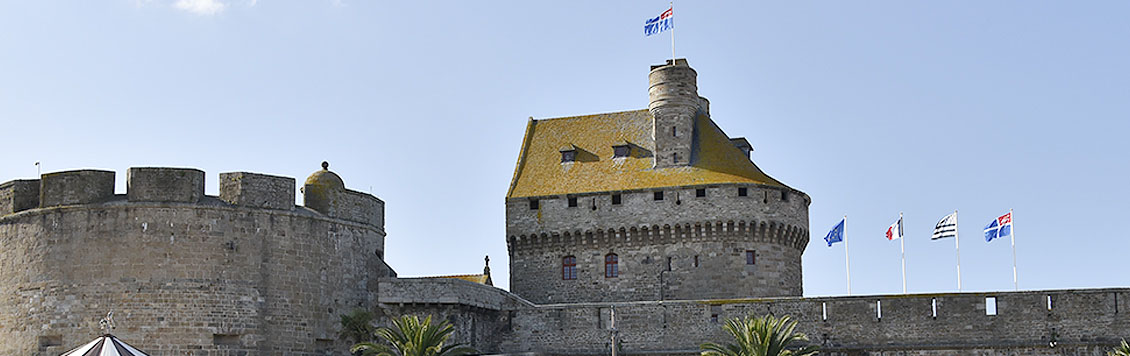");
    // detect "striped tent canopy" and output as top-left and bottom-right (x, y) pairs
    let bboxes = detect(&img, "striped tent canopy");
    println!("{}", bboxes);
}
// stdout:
(61, 334), (149, 356)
